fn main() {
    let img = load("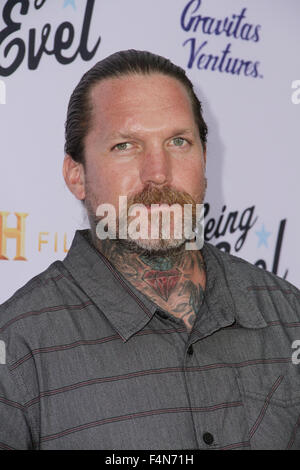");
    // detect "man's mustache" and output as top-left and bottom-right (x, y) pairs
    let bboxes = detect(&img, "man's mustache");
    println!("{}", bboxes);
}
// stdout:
(128, 184), (196, 208)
